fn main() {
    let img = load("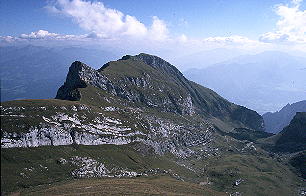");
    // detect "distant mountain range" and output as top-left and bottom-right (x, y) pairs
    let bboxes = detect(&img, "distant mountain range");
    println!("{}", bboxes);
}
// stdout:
(0, 45), (118, 102)
(263, 100), (306, 134)
(184, 51), (306, 114)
